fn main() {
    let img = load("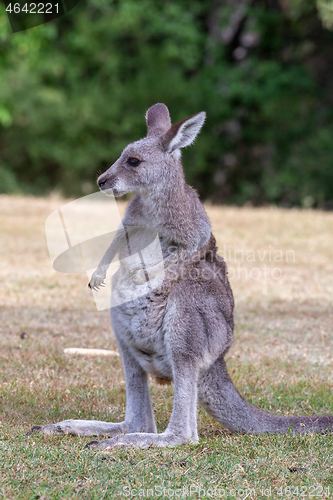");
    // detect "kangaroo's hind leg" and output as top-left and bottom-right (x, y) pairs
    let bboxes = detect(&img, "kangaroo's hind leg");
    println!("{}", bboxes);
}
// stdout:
(30, 334), (157, 437)
(86, 291), (203, 449)
(86, 352), (200, 449)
